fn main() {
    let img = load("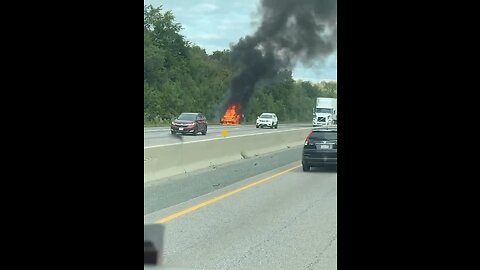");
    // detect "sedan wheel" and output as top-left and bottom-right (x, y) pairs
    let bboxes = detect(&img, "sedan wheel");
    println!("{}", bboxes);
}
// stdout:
(302, 163), (310, 172)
